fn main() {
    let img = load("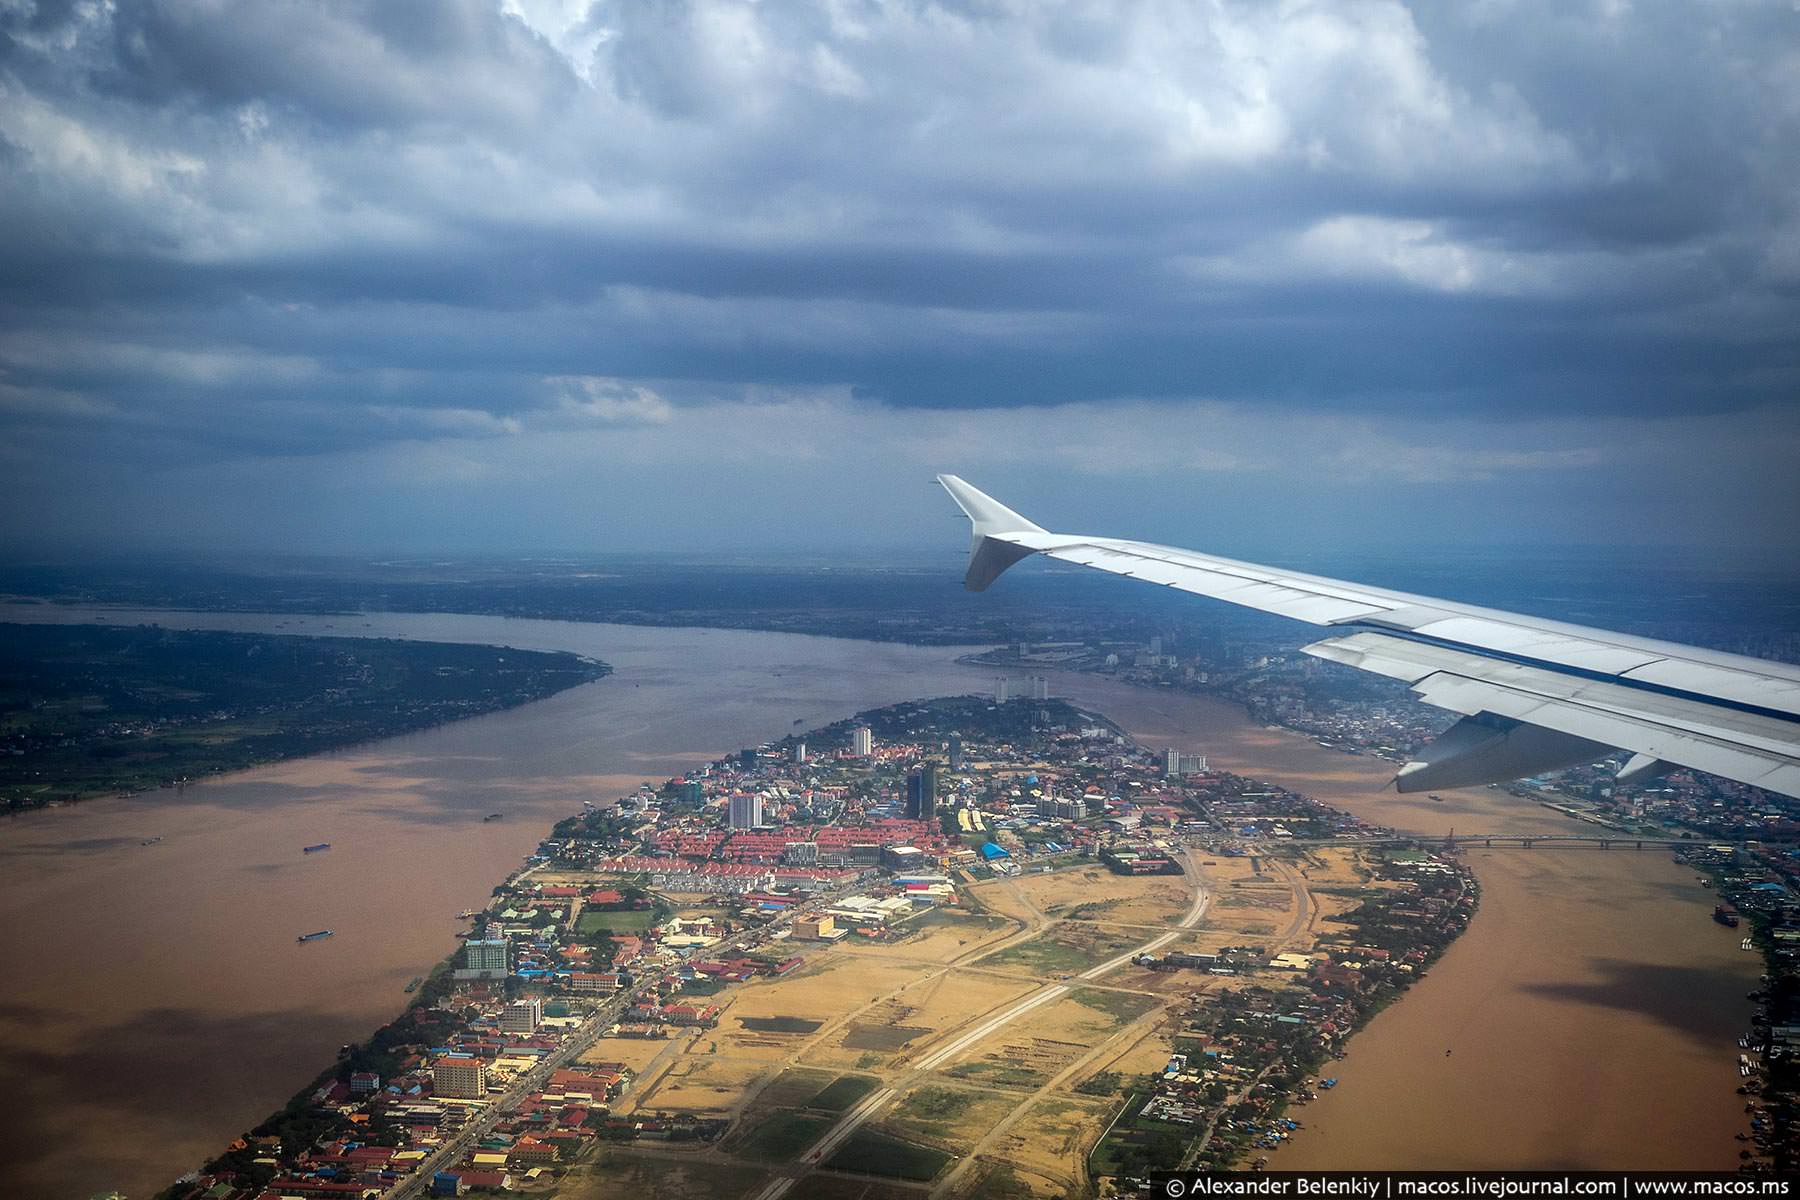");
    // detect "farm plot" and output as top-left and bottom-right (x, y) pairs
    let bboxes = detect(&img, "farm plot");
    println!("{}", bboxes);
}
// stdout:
(824, 1129), (953, 1183)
